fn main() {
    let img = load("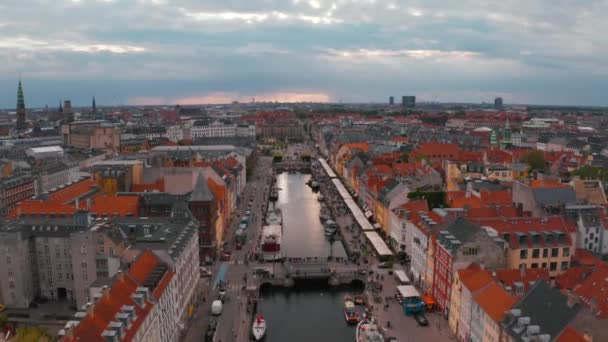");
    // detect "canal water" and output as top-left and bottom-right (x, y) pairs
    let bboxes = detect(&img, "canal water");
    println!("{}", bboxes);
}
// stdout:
(260, 172), (357, 342)
(274, 172), (347, 259)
